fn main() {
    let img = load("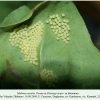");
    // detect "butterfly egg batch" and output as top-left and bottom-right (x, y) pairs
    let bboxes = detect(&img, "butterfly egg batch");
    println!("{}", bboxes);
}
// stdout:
(40, 68), (58, 87)
(46, 13), (70, 44)
(9, 21), (44, 66)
